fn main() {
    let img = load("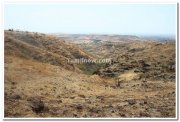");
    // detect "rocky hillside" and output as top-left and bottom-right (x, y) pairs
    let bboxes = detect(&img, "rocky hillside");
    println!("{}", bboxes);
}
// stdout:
(4, 30), (176, 118)
(5, 30), (93, 71)
(88, 41), (176, 81)
(53, 34), (146, 44)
